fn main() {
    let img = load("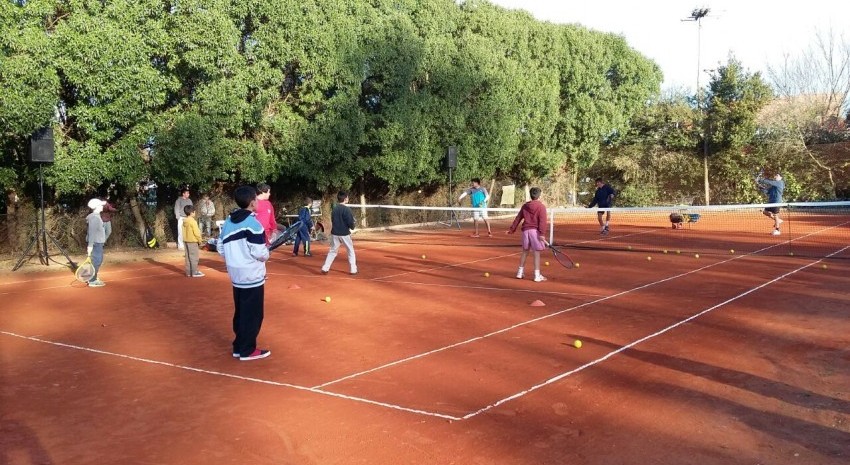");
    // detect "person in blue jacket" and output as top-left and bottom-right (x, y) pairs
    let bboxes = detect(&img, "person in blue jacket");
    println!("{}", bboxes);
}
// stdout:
(292, 196), (314, 256)
(218, 185), (271, 361)
(758, 173), (785, 236)
(587, 177), (616, 235)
